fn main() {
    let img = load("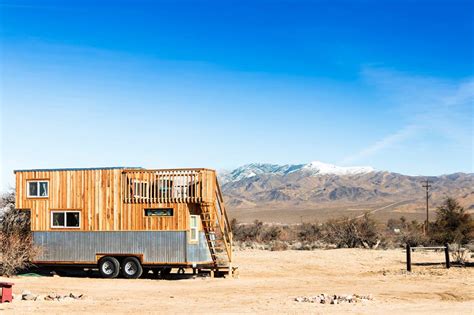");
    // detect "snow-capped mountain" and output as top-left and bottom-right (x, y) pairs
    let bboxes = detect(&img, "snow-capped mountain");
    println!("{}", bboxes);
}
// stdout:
(219, 161), (376, 183)
(218, 162), (474, 222)
(301, 161), (375, 176)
